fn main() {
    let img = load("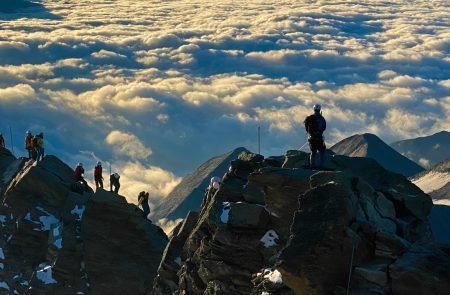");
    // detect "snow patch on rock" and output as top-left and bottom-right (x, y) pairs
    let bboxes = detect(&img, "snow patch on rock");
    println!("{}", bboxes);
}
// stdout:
(36, 264), (57, 285)
(174, 257), (182, 266)
(0, 215), (6, 227)
(264, 269), (283, 284)
(39, 214), (59, 231)
(221, 202), (230, 223)
(260, 230), (279, 248)
(71, 205), (85, 221)
(0, 281), (10, 290)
